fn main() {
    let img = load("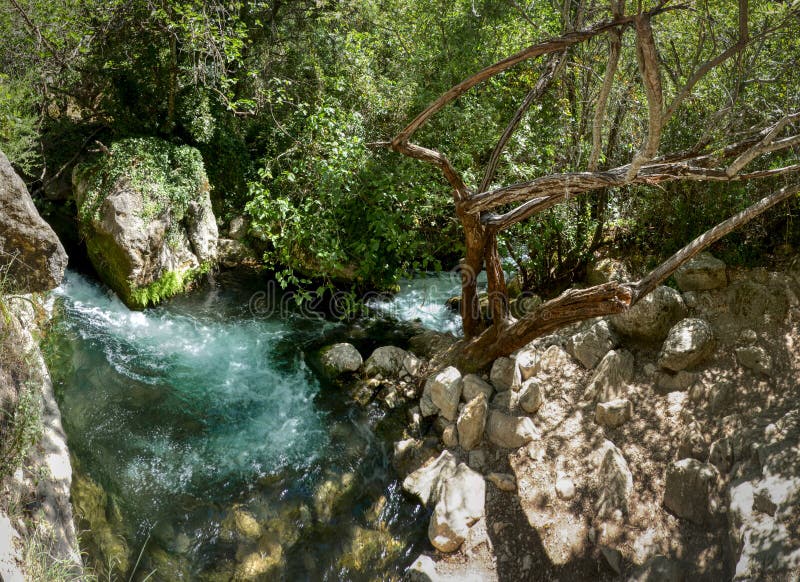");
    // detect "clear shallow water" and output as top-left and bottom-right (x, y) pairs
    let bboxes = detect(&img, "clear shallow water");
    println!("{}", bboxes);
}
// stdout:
(46, 271), (430, 580)
(368, 270), (488, 335)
